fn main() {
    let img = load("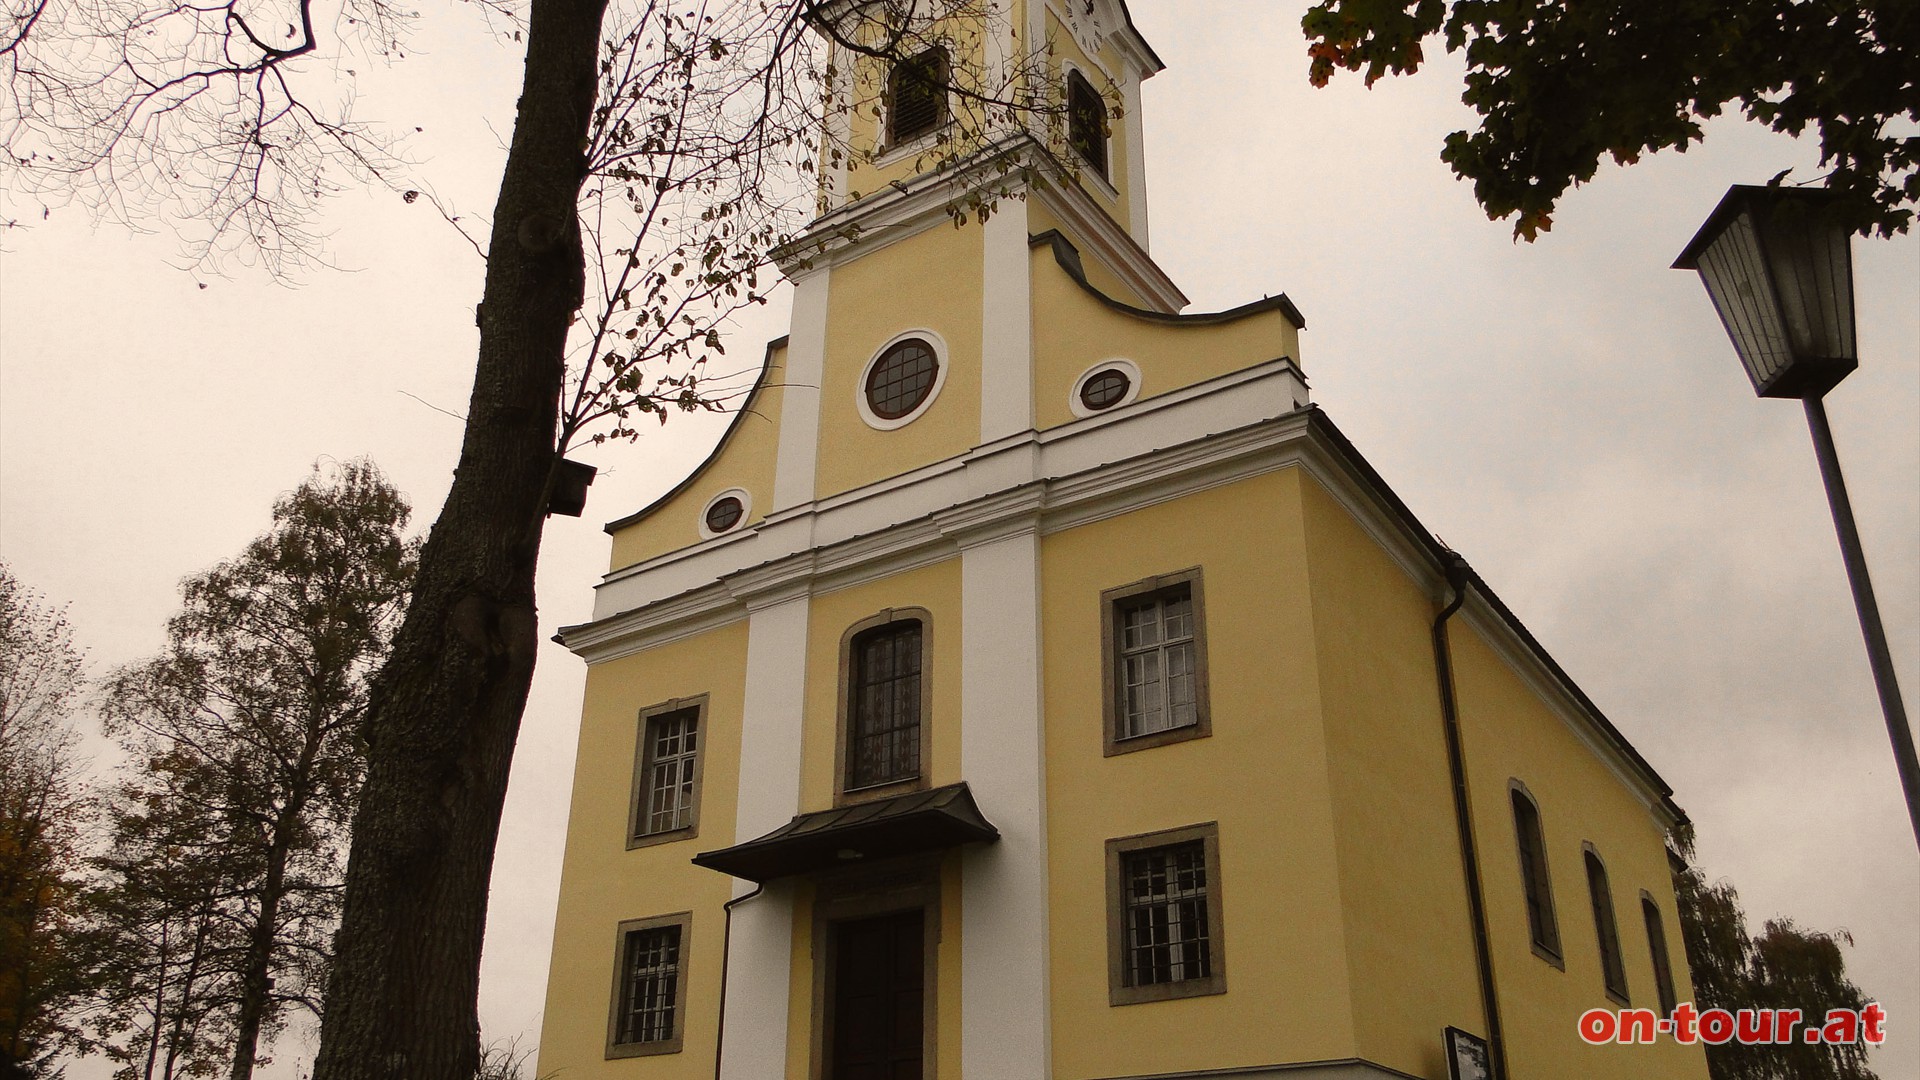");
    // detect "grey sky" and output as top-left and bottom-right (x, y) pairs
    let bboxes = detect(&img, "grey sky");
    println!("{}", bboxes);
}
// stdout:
(1, 0), (1914, 1073)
